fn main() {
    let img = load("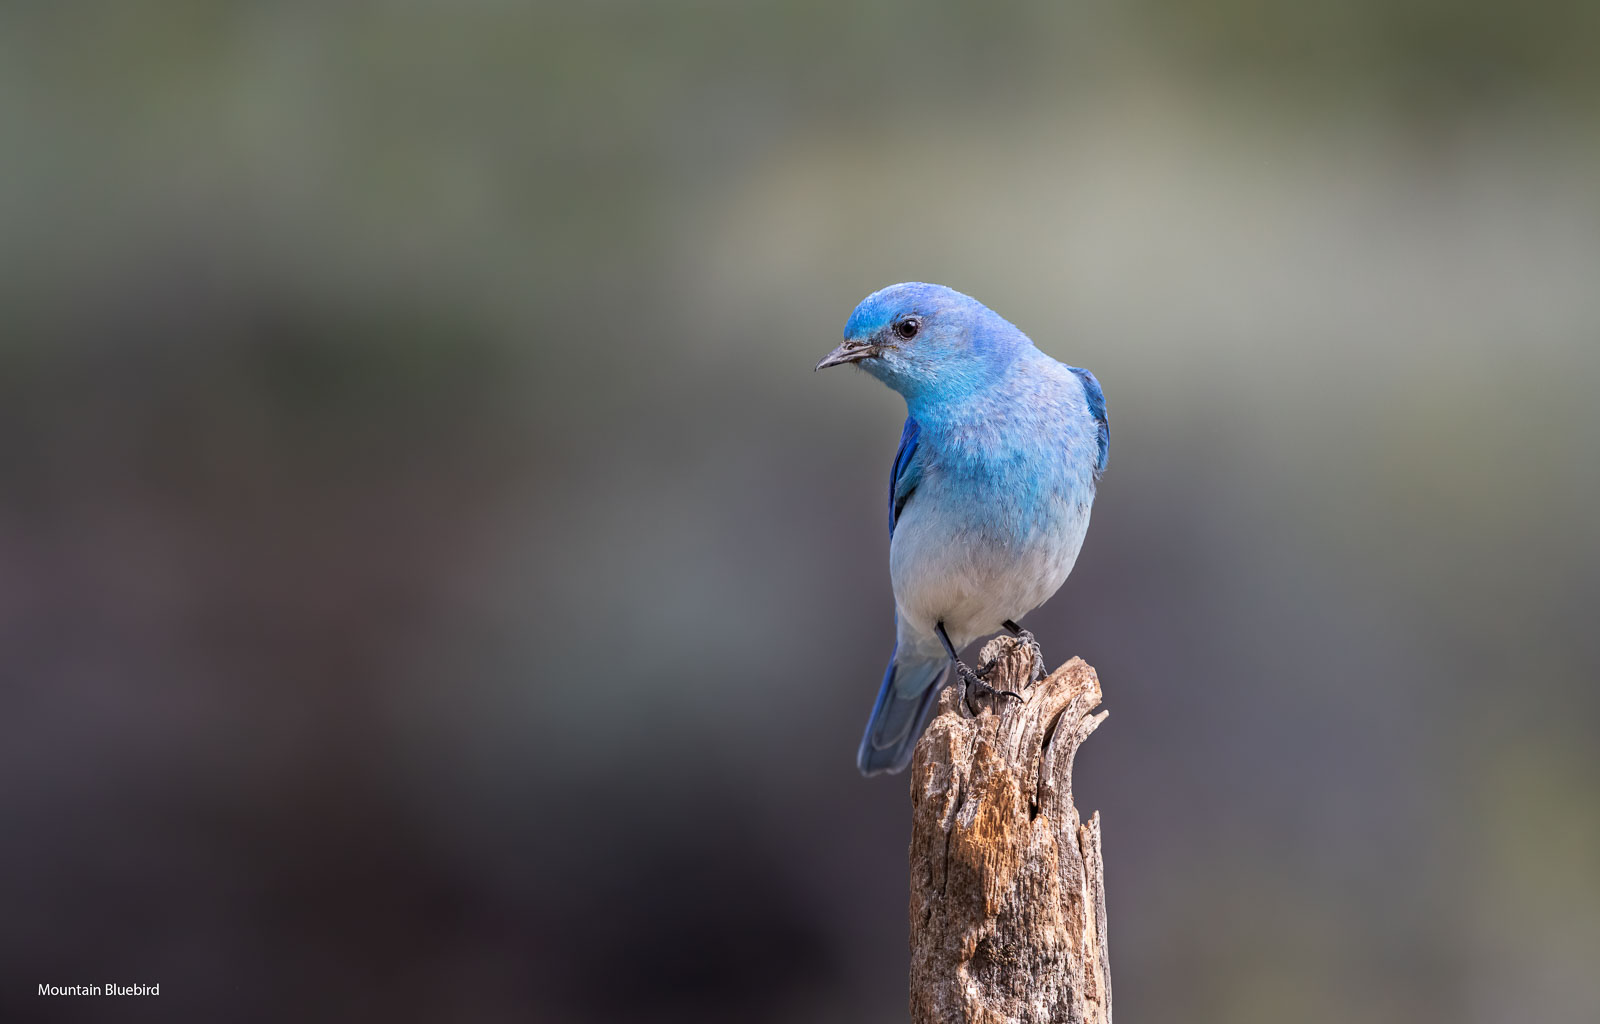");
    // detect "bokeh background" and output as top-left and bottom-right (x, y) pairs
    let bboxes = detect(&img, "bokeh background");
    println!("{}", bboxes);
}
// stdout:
(3, 3), (1598, 1022)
